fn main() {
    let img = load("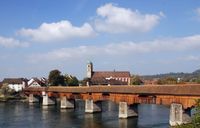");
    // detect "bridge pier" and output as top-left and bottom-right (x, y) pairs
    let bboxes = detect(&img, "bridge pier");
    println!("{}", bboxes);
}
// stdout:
(169, 103), (192, 126)
(85, 99), (101, 113)
(118, 102), (138, 118)
(42, 92), (55, 106)
(29, 94), (39, 103)
(60, 97), (74, 109)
